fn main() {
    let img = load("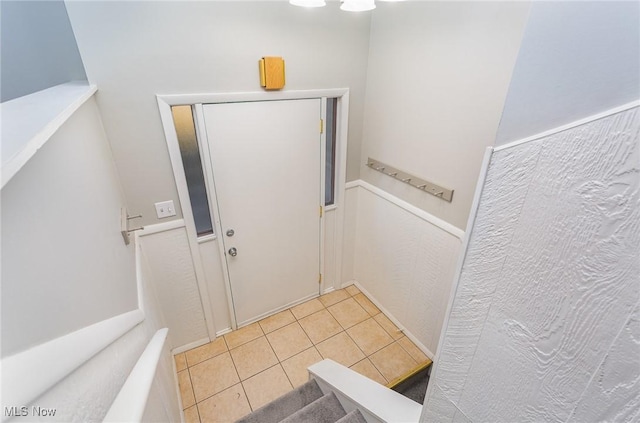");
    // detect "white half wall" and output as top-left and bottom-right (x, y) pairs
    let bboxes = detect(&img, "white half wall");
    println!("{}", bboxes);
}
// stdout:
(360, 1), (531, 230)
(138, 226), (210, 349)
(1, 96), (137, 357)
(351, 181), (462, 357)
(341, 185), (359, 285)
(422, 105), (640, 422)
